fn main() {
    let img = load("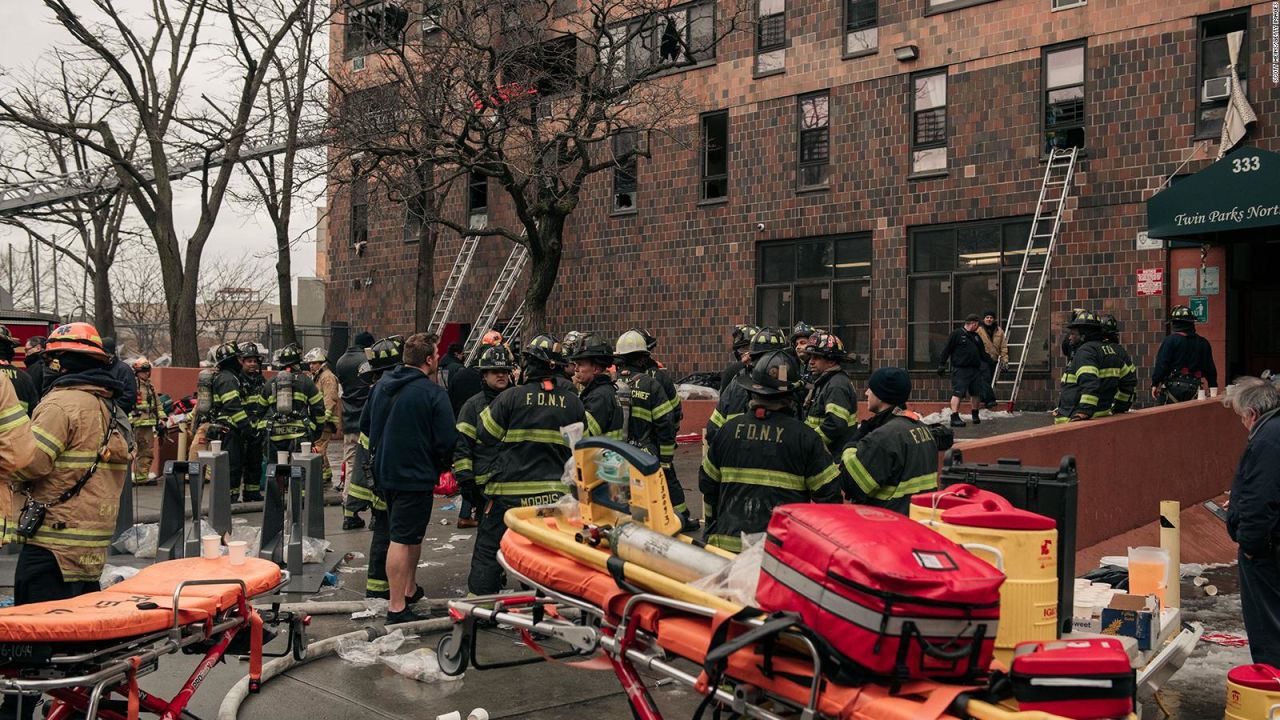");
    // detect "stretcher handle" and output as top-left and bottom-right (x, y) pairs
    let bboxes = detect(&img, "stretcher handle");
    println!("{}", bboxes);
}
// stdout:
(170, 578), (249, 632)
(961, 543), (1005, 571)
(1269, 704), (1280, 720)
